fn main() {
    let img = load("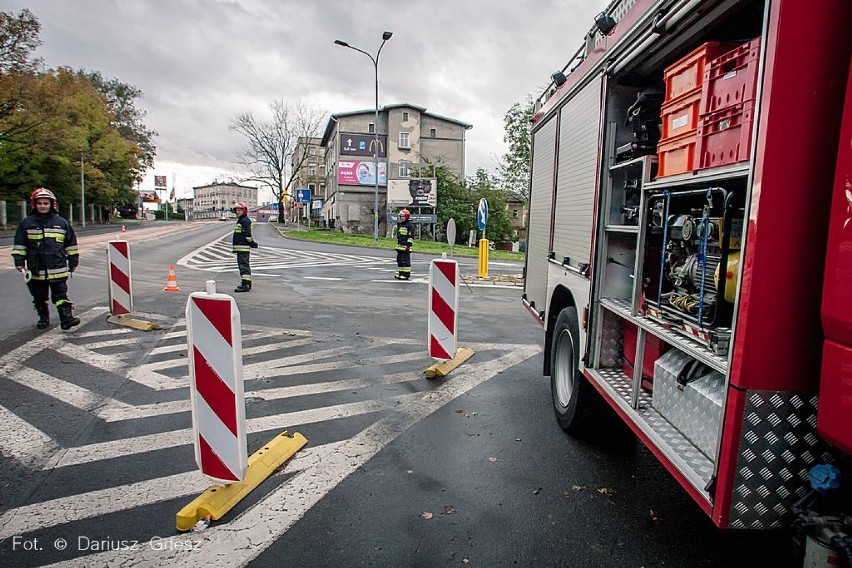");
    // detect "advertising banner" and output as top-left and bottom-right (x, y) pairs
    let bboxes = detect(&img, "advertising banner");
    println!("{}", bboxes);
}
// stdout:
(154, 175), (168, 189)
(339, 133), (387, 158)
(388, 178), (437, 207)
(338, 160), (387, 187)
